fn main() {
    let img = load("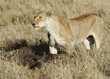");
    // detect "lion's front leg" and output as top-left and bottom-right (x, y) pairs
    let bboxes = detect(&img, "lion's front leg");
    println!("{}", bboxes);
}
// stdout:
(49, 34), (58, 54)
(49, 46), (57, 54)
